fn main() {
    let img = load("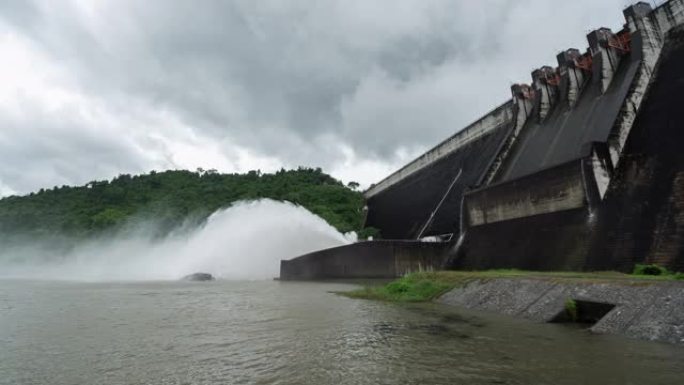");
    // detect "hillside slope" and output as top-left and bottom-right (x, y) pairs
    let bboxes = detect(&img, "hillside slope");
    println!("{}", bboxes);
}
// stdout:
(0, 168), (369, 239)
